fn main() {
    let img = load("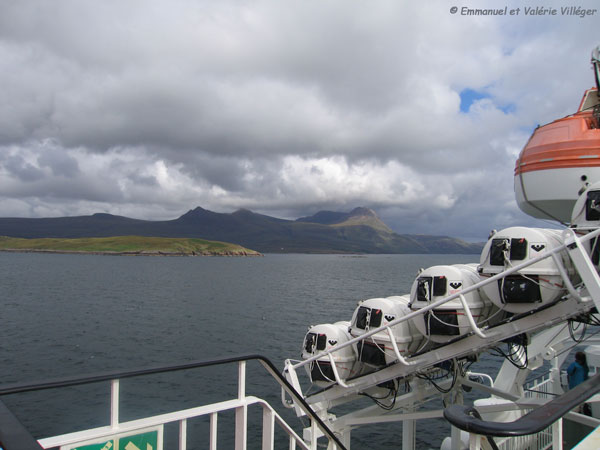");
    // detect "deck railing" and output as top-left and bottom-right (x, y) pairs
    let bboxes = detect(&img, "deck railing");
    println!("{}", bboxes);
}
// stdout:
(0, 355), (346, 450)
